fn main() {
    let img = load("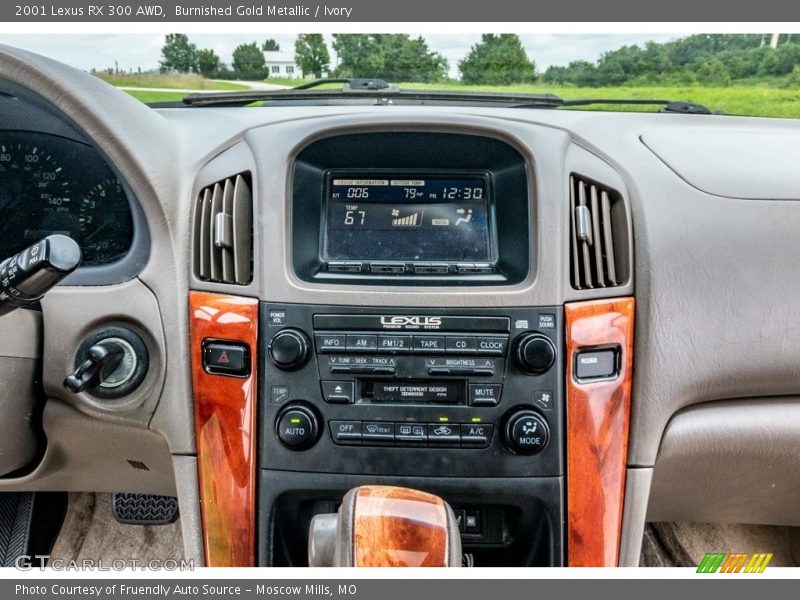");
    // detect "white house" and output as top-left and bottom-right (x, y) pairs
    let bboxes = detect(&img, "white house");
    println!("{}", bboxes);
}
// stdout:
(263, 51), (301, 79)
